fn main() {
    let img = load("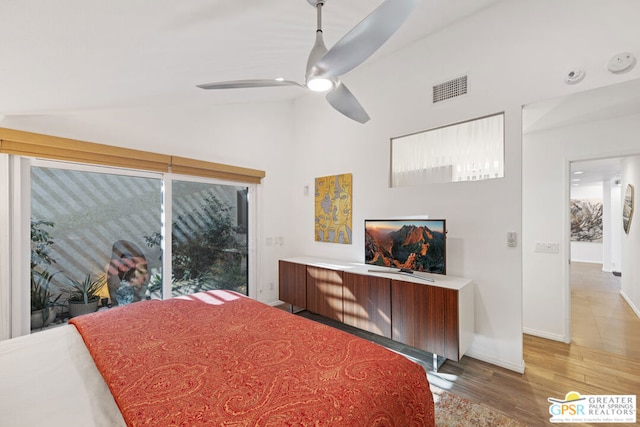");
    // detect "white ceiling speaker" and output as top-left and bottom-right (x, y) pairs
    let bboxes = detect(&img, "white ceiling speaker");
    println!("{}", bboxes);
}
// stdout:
(564, 69), (585, 85)
(607, 52), (636, 74)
